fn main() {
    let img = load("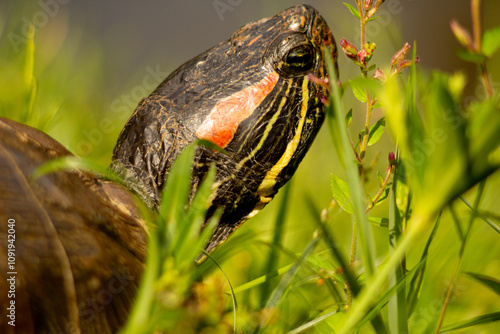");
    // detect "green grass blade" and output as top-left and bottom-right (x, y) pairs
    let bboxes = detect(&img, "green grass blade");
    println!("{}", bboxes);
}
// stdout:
(434, 180), (486, 333)
(256, 231), (321, 332)
(22, 23), (37, 125)
(362, 259), (425, 327)
(460, 196), (500, 234)
(464, 272), (500, 296)
(449, 204), (464, 241)
(120, 218), (160, 334)
(175, 165), (217, 266)
(407, 212), (442, 316)
(232, 264), (293, 294)
(195, 230), (257, 277)
(388, 164), (408, 334)
(287, 309), (340, 334)
(305, 196), (359, 296)
(260, 181), (292, 307)
(201, 250), (238, 333)
(441, 312), (500, 332)
(158, 143), (197, 256)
